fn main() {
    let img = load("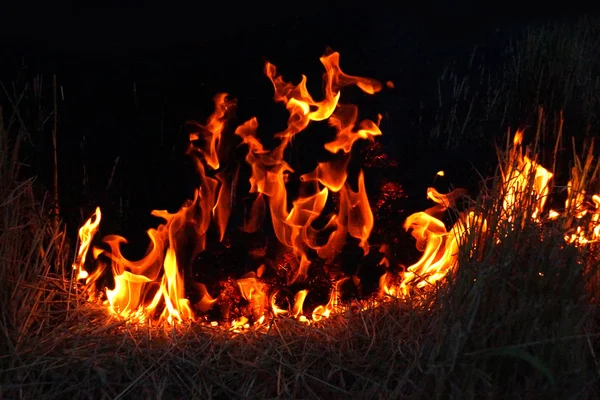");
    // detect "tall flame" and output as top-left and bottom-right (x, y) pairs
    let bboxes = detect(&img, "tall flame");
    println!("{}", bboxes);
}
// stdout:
(76, 50), (385, 325)
(73, 207), (101, 280)
(236, 50), (381, 283)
